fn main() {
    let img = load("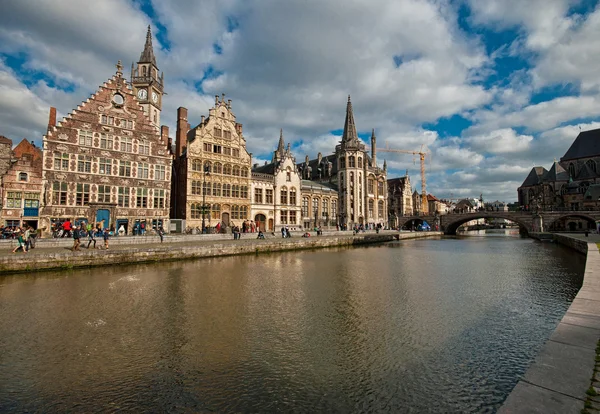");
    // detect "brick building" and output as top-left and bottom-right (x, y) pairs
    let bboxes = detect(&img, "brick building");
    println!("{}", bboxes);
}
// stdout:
(387, 173), (414, 226)
(0, 138), (43, 229)
(41, 27), (172, 234)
